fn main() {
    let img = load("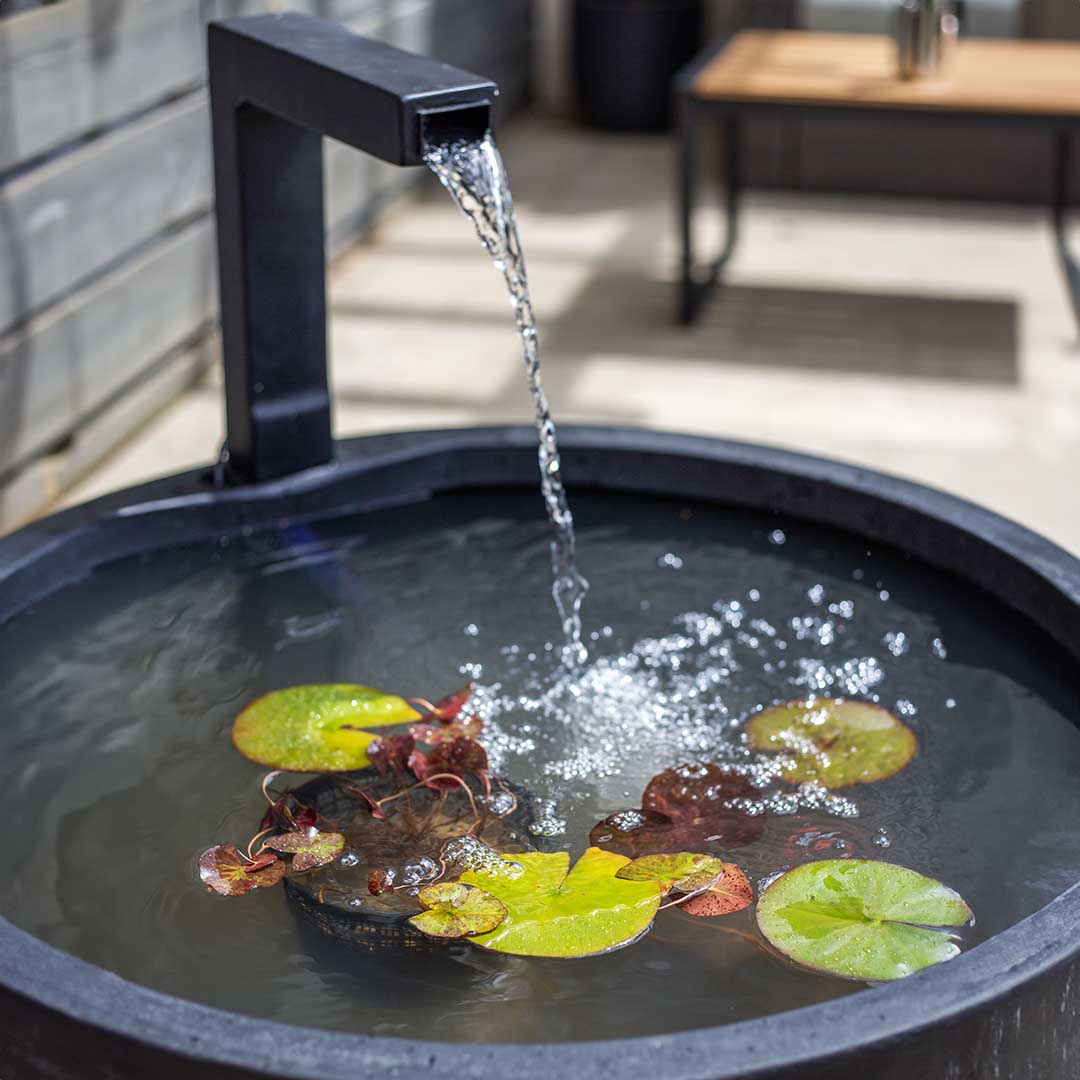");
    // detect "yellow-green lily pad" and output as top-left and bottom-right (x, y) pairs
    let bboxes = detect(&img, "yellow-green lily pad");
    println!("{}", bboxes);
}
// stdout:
(756, 859), (972, 981)
(461, 847), (663, 958)
(615, 852), (727, 893)
(746, 698), (916, 789)
(232, 684), (421, 771)
(408, 882), (508, 938)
